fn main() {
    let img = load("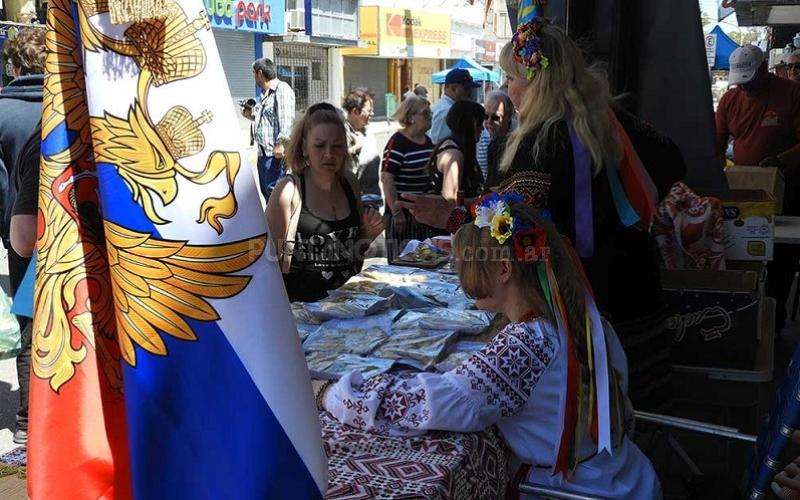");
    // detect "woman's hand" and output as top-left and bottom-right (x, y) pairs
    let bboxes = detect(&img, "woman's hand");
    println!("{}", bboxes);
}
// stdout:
(361, 207), (385, 241)
(396, 194), (455, 230)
